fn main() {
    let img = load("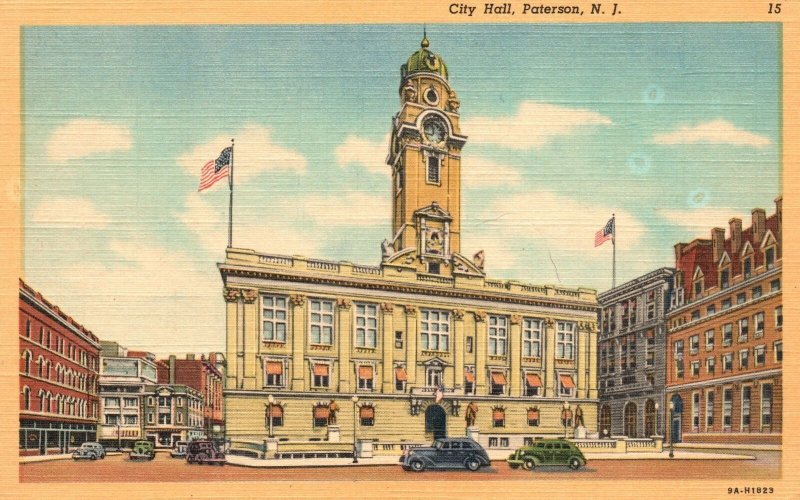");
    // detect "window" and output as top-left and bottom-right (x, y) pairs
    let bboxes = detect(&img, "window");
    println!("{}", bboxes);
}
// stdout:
(421, 310), (450, 351)
(524, 372), (542, 397)
(706, 357), (715, 374)
(158, 413), (171, 425)
(354, 303), (378, 348)
(123, 397), (138, 407)
(646, 290), (656, 320)
(522, 319), (542, 357)
(488, 315), (508, 356)
(705, 391), (714, 429)
(754, 312), (765, 338)
(359, 405), (375, 426)
(694, 279), (703, 298)
(313, 404), (329, 427)
(148, 397), (154, 406)
(770, 279), (780, 292)
(742, 386), (751, 427)
(312, 363), (330, 388)
(124, 415), (137, 425)
(427, 156), (440, 184)
(761, 384), (773, 426)
(427, 262), (440, 274)
(394, 331), (403, 349)
(24, 319), (30, 338)
(105, 414), (119, 425)
(558, 374), (575, 397)
(22, 387), (30, 410)
(309, 299), (334, 345)
(775, 306), (782, 328)
(752, 285), (762, 299)
(722, 353), (733, 372)
(705, 329), (715, 351)
(105, 397), (119, 408)
(262, 295), (288, 342)
(707, 304), (716, 315)
(691, 310), (700, 321)
(722, 298), (732, 310)
(739, 349), (749, 369)
(176, 397), (184, 407)
(527, 408), (540, 426)
(691, 361), (700, 377)
(765, 247), (775, 270)
(358, 365), (374, 390)
(556, 321), (575, 359)
(674, 340), (684, 378)
(738, 318), (749, 342)
(722, 324), (733, 346)
(490, 371), (507, 396)
(463, 368), (475, 395)
(147, 413), (154, 424)
(158, 396), (170, 408)
(736, 292), (746, 305)
(394, 366), (407, 391)
(689, 335), (699, 354)
(265, 361), (284, 387)
(692, 392), (700, 430)
(723, 388), (732, 429)
(774, 341), (782, 363)
(720, 269), (730, 289)
(492, 408), (505, 427)
(426, 366), (443, 388)
(396, 168), (404, 193)
(268, 405), (283, 427)
(754, 346), (765, 366)
(176, 413), (183, 424)
(743, 257), (752, 278)
(465, 336), (473, 353)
